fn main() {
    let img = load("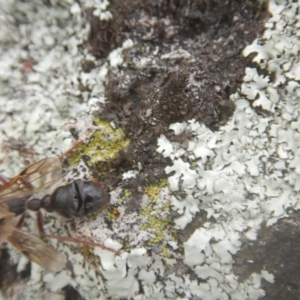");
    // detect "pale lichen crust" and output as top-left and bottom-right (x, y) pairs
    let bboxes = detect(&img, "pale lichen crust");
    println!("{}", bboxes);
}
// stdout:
(156, 0), (300, 298)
